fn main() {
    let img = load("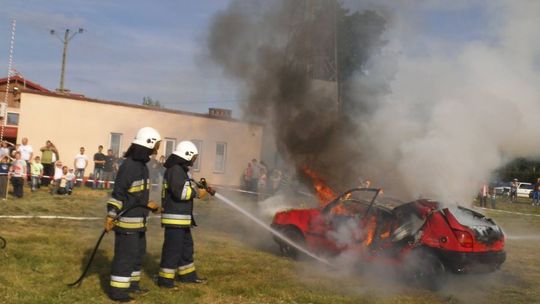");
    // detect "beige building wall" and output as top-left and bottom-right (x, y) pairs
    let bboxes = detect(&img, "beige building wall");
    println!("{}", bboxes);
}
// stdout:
(18, 91), (263, 187)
